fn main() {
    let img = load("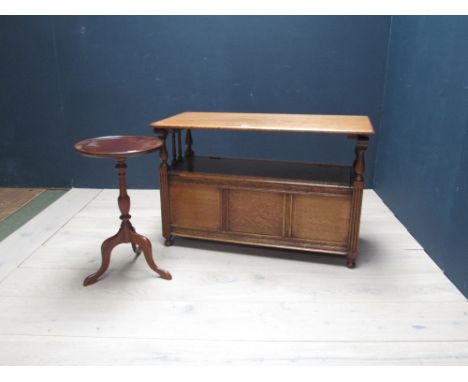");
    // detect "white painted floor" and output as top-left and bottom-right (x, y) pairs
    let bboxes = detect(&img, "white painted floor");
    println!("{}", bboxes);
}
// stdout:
(0, 189), (467, 365)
